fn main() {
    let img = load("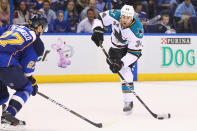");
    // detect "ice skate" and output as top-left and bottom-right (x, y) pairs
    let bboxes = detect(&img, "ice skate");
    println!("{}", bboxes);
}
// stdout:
(1, 108), (26, 130)
(123, 101), (133, 115)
